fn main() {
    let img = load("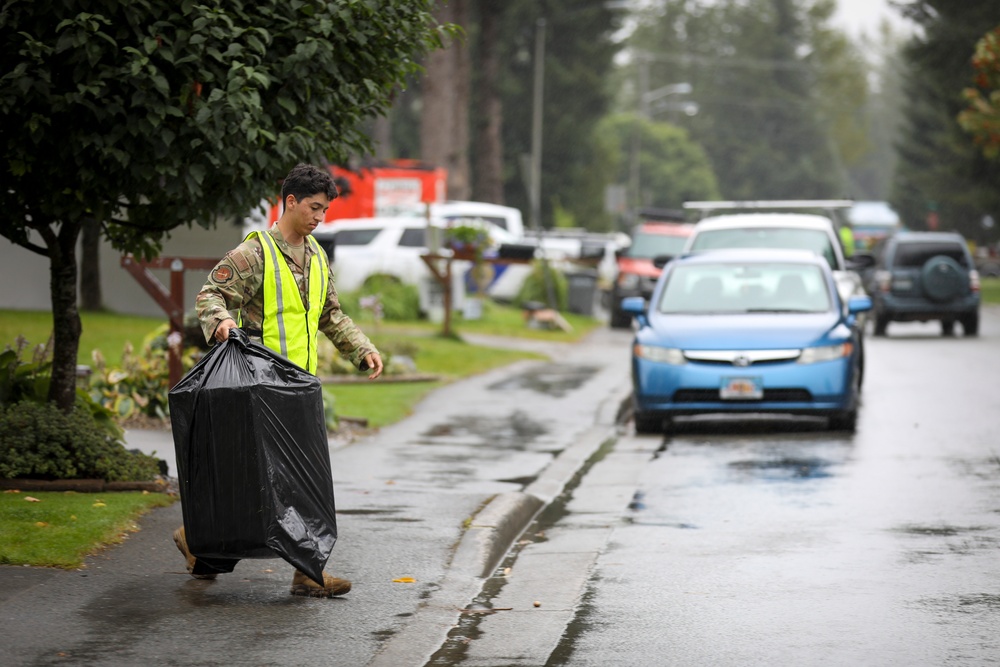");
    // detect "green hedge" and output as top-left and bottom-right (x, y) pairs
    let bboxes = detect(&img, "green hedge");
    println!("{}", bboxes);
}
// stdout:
(0, 401), (160, 481)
